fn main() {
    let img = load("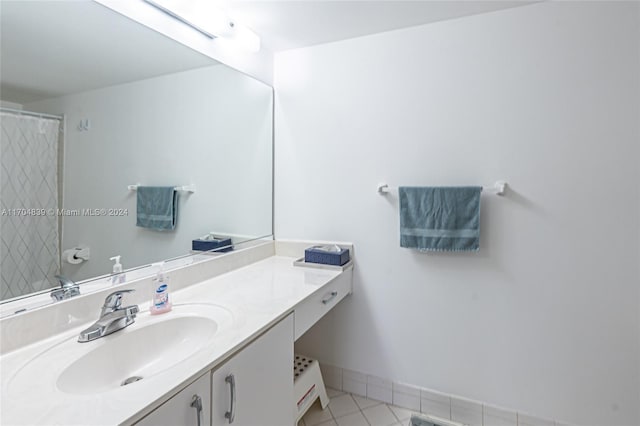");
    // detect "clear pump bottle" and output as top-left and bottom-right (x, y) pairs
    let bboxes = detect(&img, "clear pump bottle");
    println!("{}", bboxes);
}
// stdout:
(110, 255), (126, 285)
(150, 262), (172, 315)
